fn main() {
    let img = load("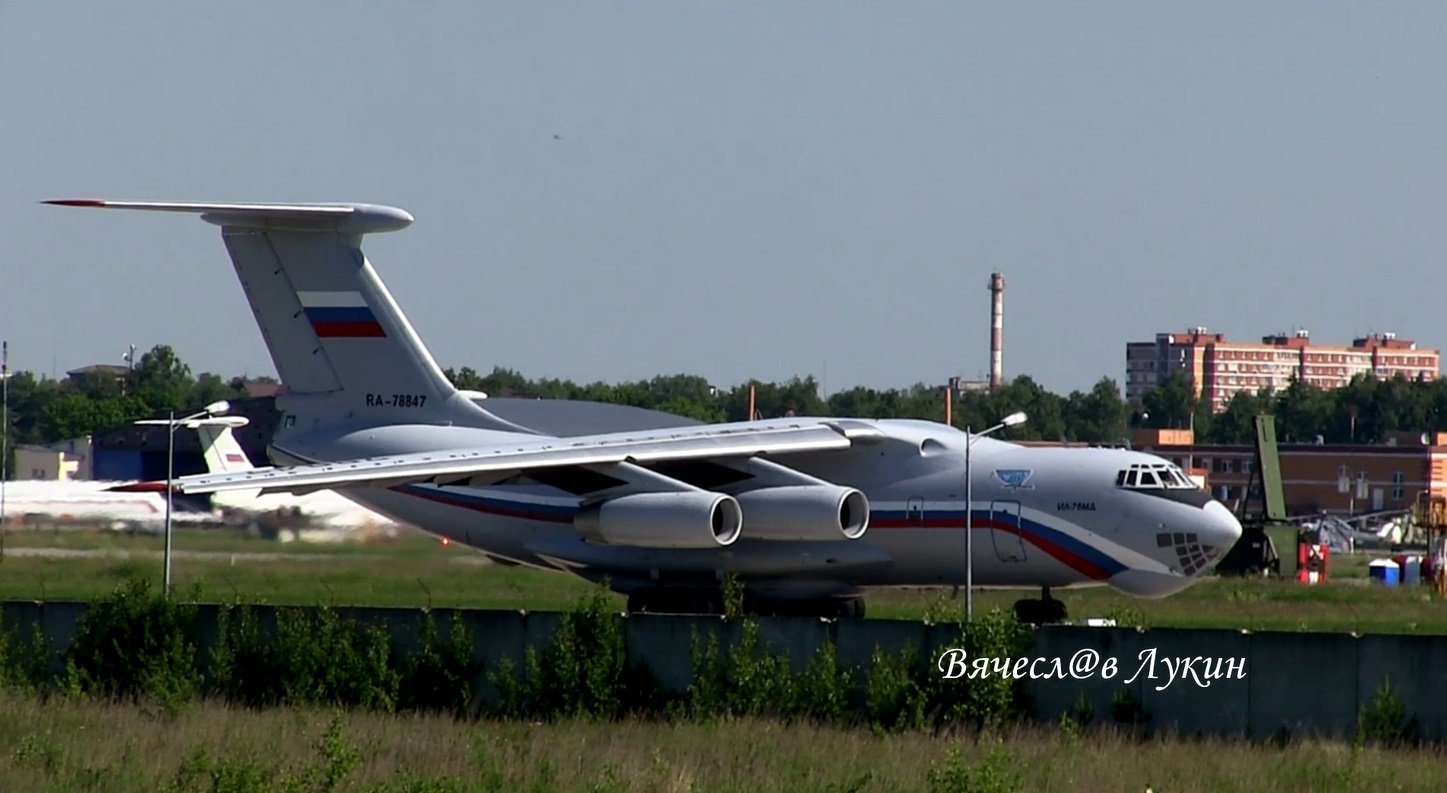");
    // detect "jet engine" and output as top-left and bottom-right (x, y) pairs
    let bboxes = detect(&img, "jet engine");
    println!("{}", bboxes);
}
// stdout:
(735, 485), (870, 542)
(575, 492), (742, 548)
